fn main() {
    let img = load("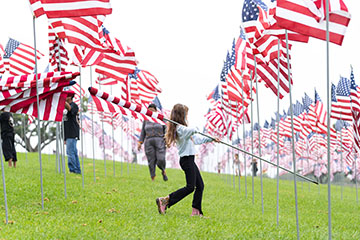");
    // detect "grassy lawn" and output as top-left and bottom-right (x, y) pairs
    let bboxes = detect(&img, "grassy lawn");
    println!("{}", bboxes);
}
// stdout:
(0, 152), (359, 239)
